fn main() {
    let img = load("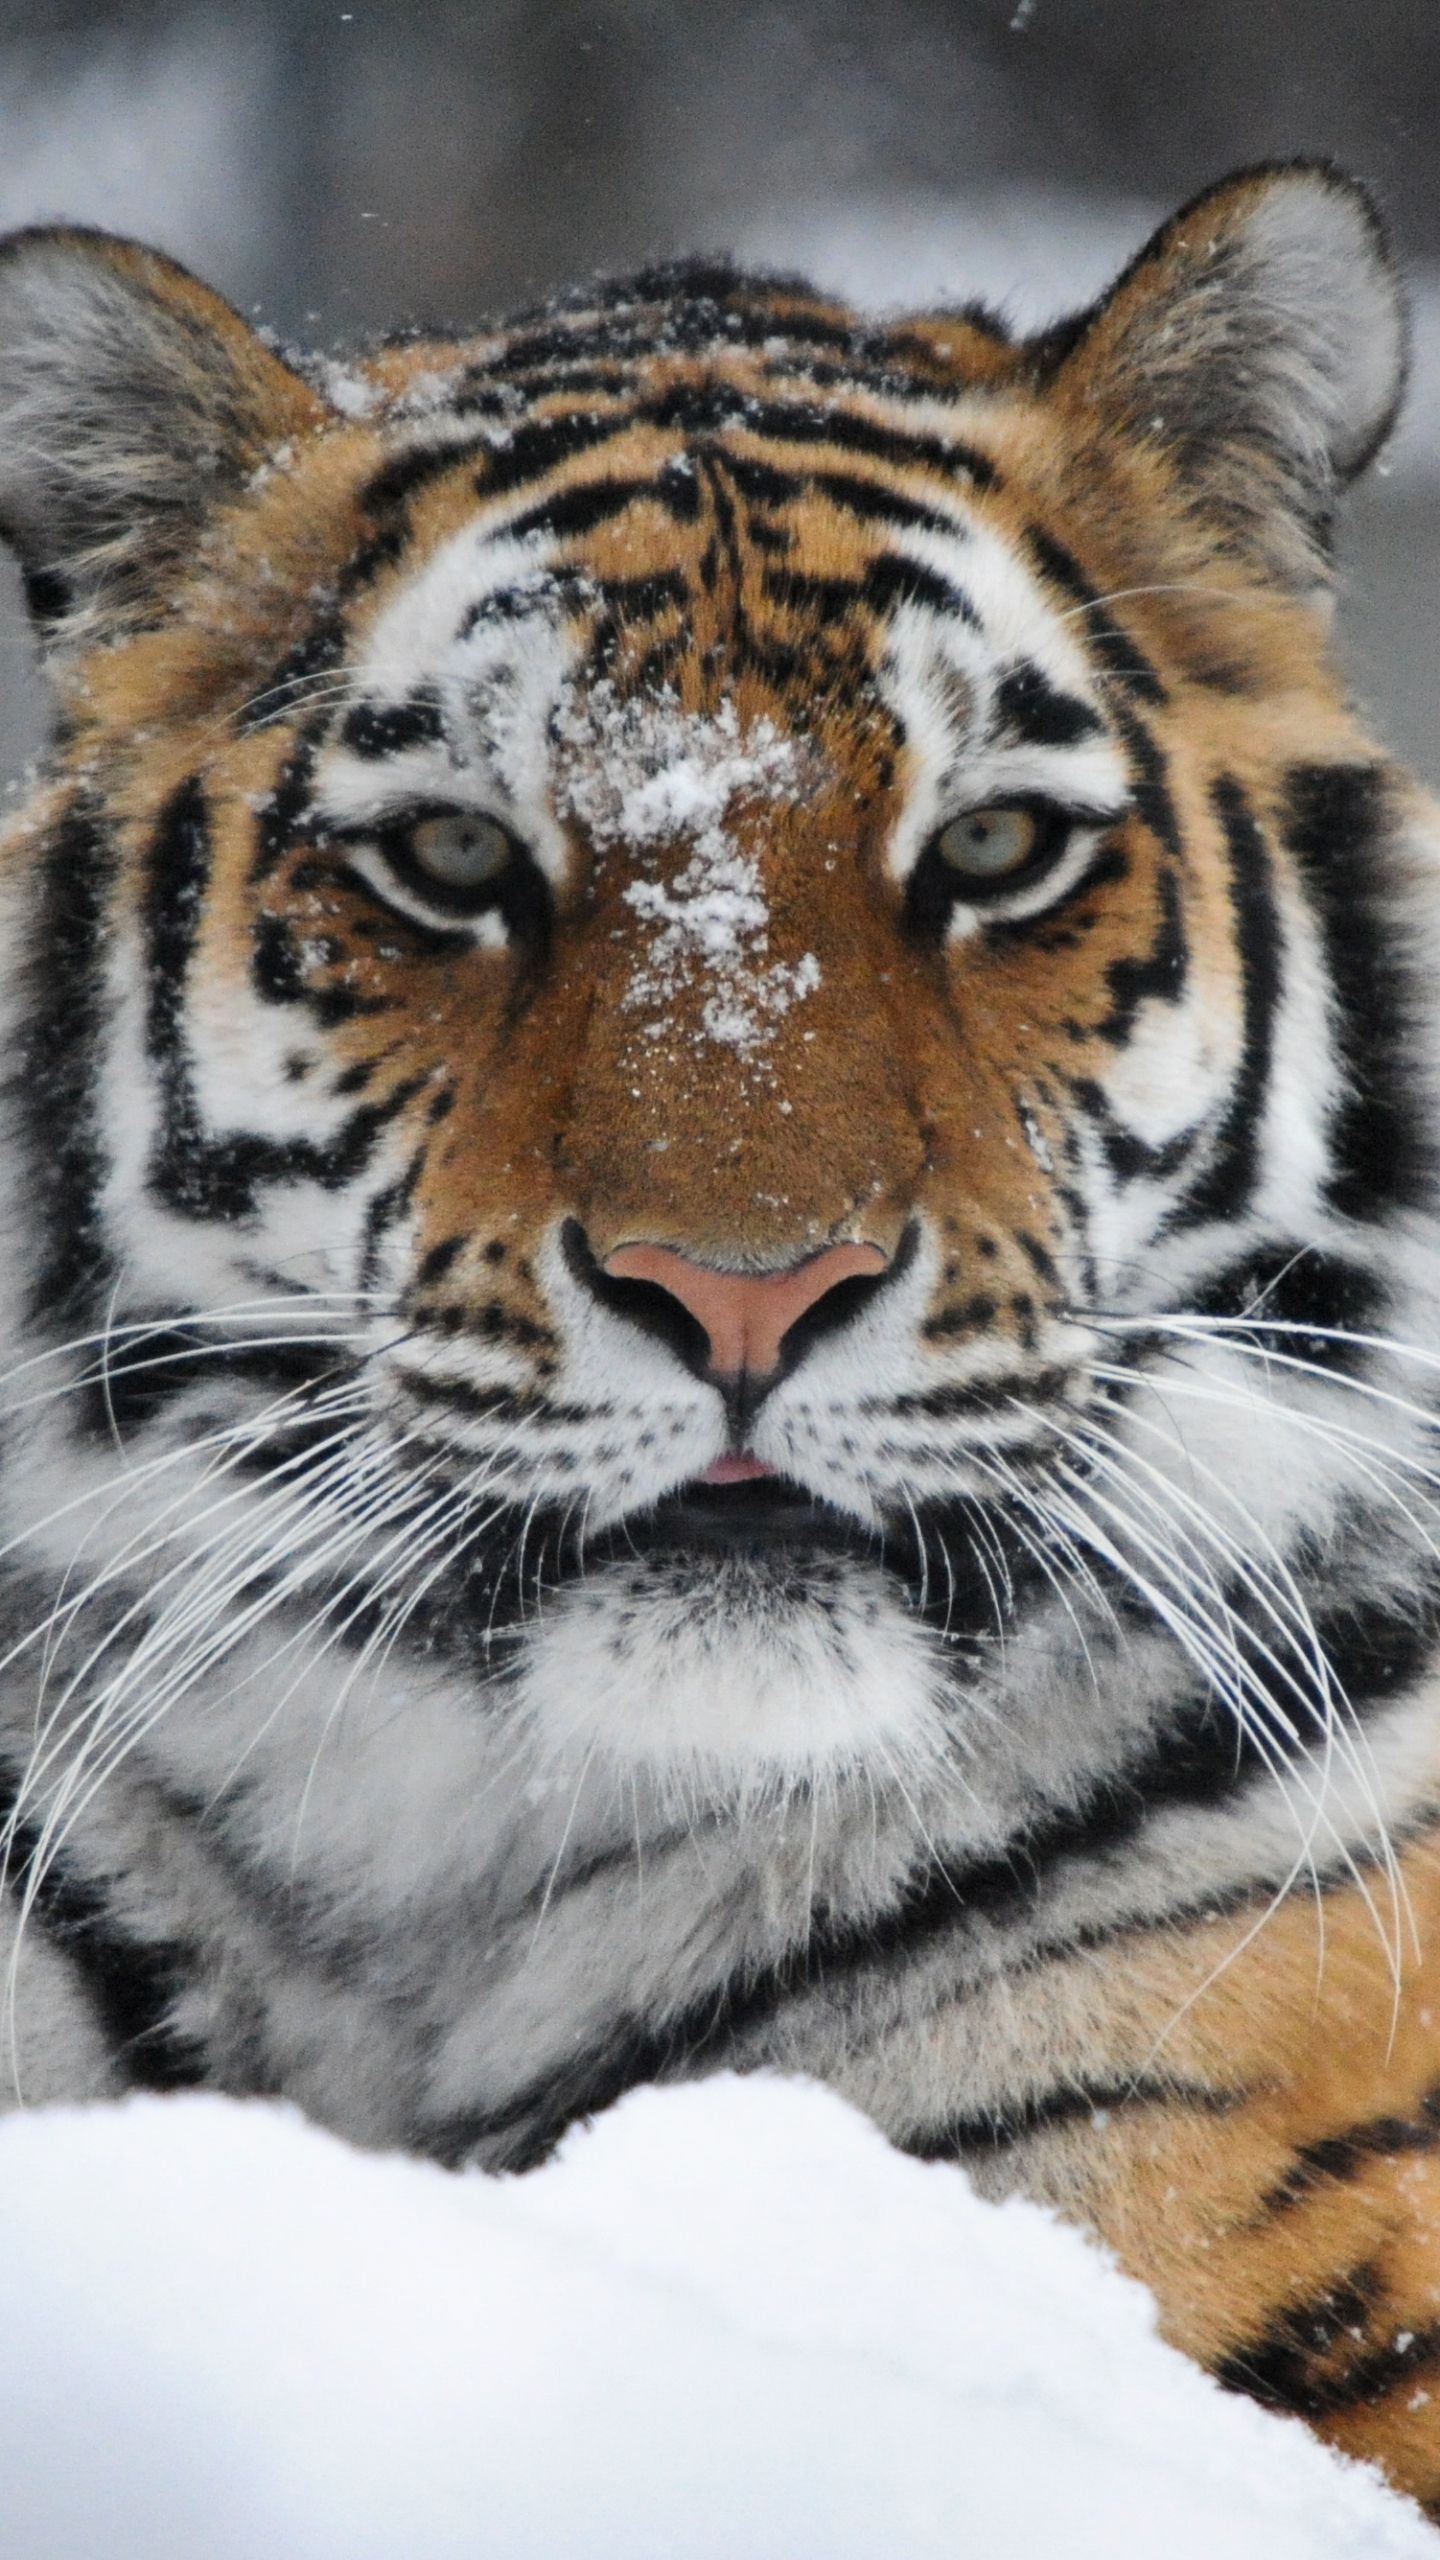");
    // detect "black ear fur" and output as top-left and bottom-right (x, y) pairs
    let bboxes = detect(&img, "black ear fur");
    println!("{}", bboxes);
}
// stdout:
(0, 226), (326, 654)
(1038, 163), (1409, 588)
